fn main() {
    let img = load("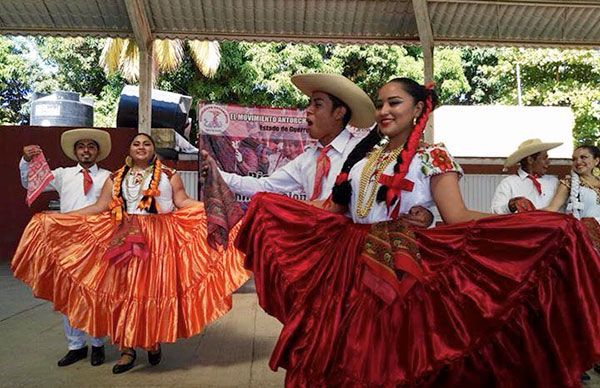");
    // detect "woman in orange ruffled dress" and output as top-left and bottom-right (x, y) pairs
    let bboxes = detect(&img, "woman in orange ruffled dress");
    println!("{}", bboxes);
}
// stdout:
(235, 78), (600, 387)
(12, 133), (249, 374)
